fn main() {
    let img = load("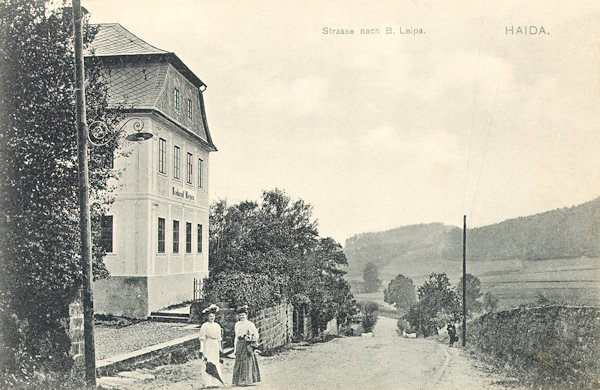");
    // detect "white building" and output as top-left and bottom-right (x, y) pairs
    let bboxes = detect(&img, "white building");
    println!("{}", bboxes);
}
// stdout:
(87, 24), (217, 318)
